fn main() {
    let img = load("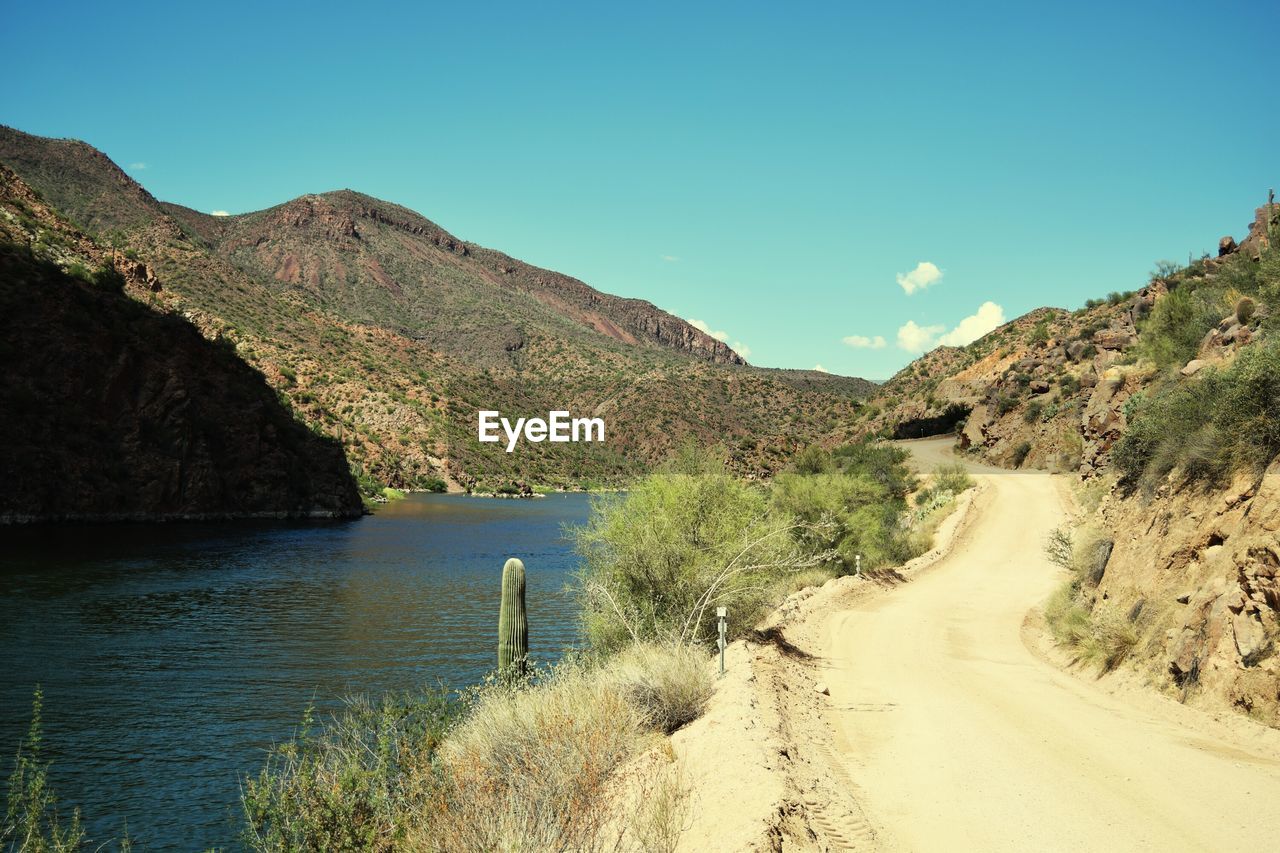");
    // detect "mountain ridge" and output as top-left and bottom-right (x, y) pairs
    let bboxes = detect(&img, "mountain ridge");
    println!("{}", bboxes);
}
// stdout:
(0, 125), (875, 496)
